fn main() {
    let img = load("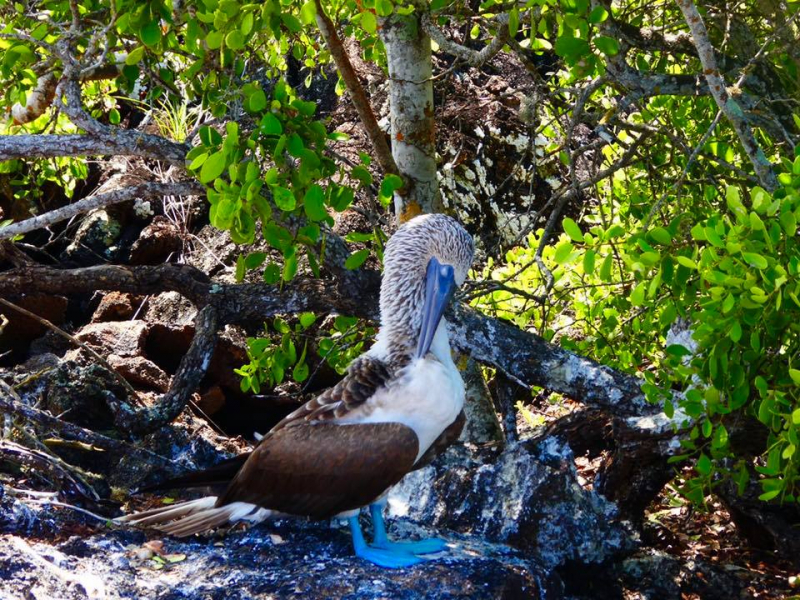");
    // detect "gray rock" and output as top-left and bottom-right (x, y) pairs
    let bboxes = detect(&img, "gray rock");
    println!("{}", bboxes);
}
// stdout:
(0, 493), (556, 600)
(389, 438), (636, 570)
